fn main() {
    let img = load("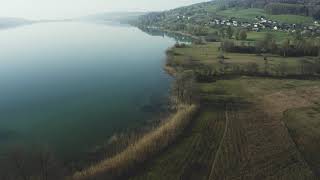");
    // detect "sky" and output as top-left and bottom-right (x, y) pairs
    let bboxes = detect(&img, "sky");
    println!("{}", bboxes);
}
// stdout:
(0, 0), (207, 20)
